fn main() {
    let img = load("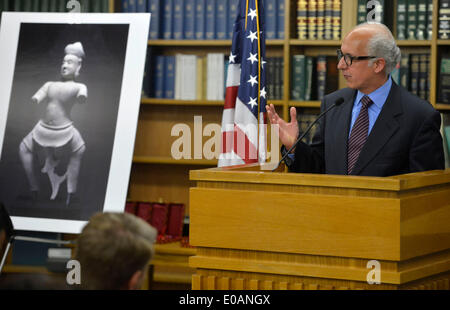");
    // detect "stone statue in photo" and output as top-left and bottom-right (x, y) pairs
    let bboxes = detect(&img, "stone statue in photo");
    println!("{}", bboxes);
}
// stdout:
(19, 42), (87, 206)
